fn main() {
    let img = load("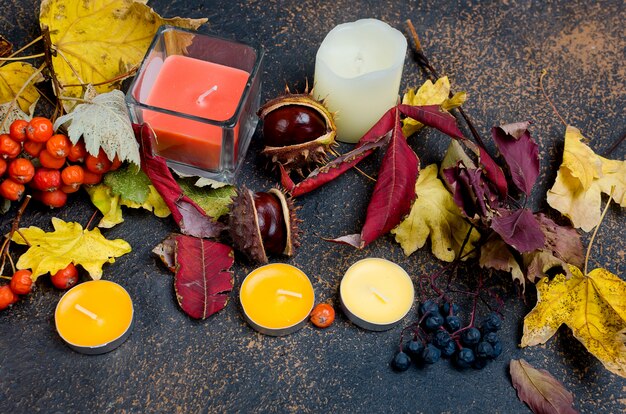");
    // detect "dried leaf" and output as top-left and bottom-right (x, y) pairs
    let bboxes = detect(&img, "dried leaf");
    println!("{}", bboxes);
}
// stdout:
(11, 217), (131, 280)
(492, 121), (539, 195)
(491, 208), (545, 253)
(139, 124), (225, 238)
(0, 101), (32, 134)
(0, 35), (12, 57)
(54, 87), (140, 166)
(332, 111), (419, 248)
(0, 62), (43, 113)
(152, 234), (176, 272)
(547, 126), (626, 231)
(521, 265), (626, 378)
(391, 164), (479, 261)
(510, 359), (578, 414)
(443, 165), (493, 219)
(401, 77), (466, 137)
(480, 234), (525, 290)
(522, 214), (583, 283)
(40, 0), (206, 108)
(174, 234), (234, 319)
